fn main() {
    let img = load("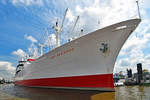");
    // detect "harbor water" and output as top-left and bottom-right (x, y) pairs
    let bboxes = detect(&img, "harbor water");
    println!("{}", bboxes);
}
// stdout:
(0, 84), (150, 100)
